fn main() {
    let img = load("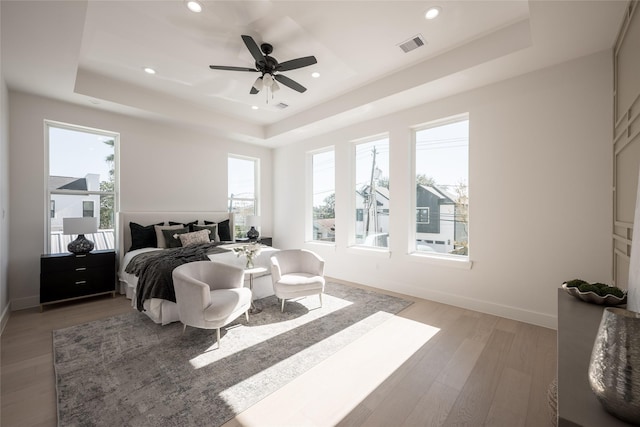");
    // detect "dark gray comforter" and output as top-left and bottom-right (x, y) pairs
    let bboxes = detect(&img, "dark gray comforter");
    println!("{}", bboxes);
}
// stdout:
(125, 243), (230, 311)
